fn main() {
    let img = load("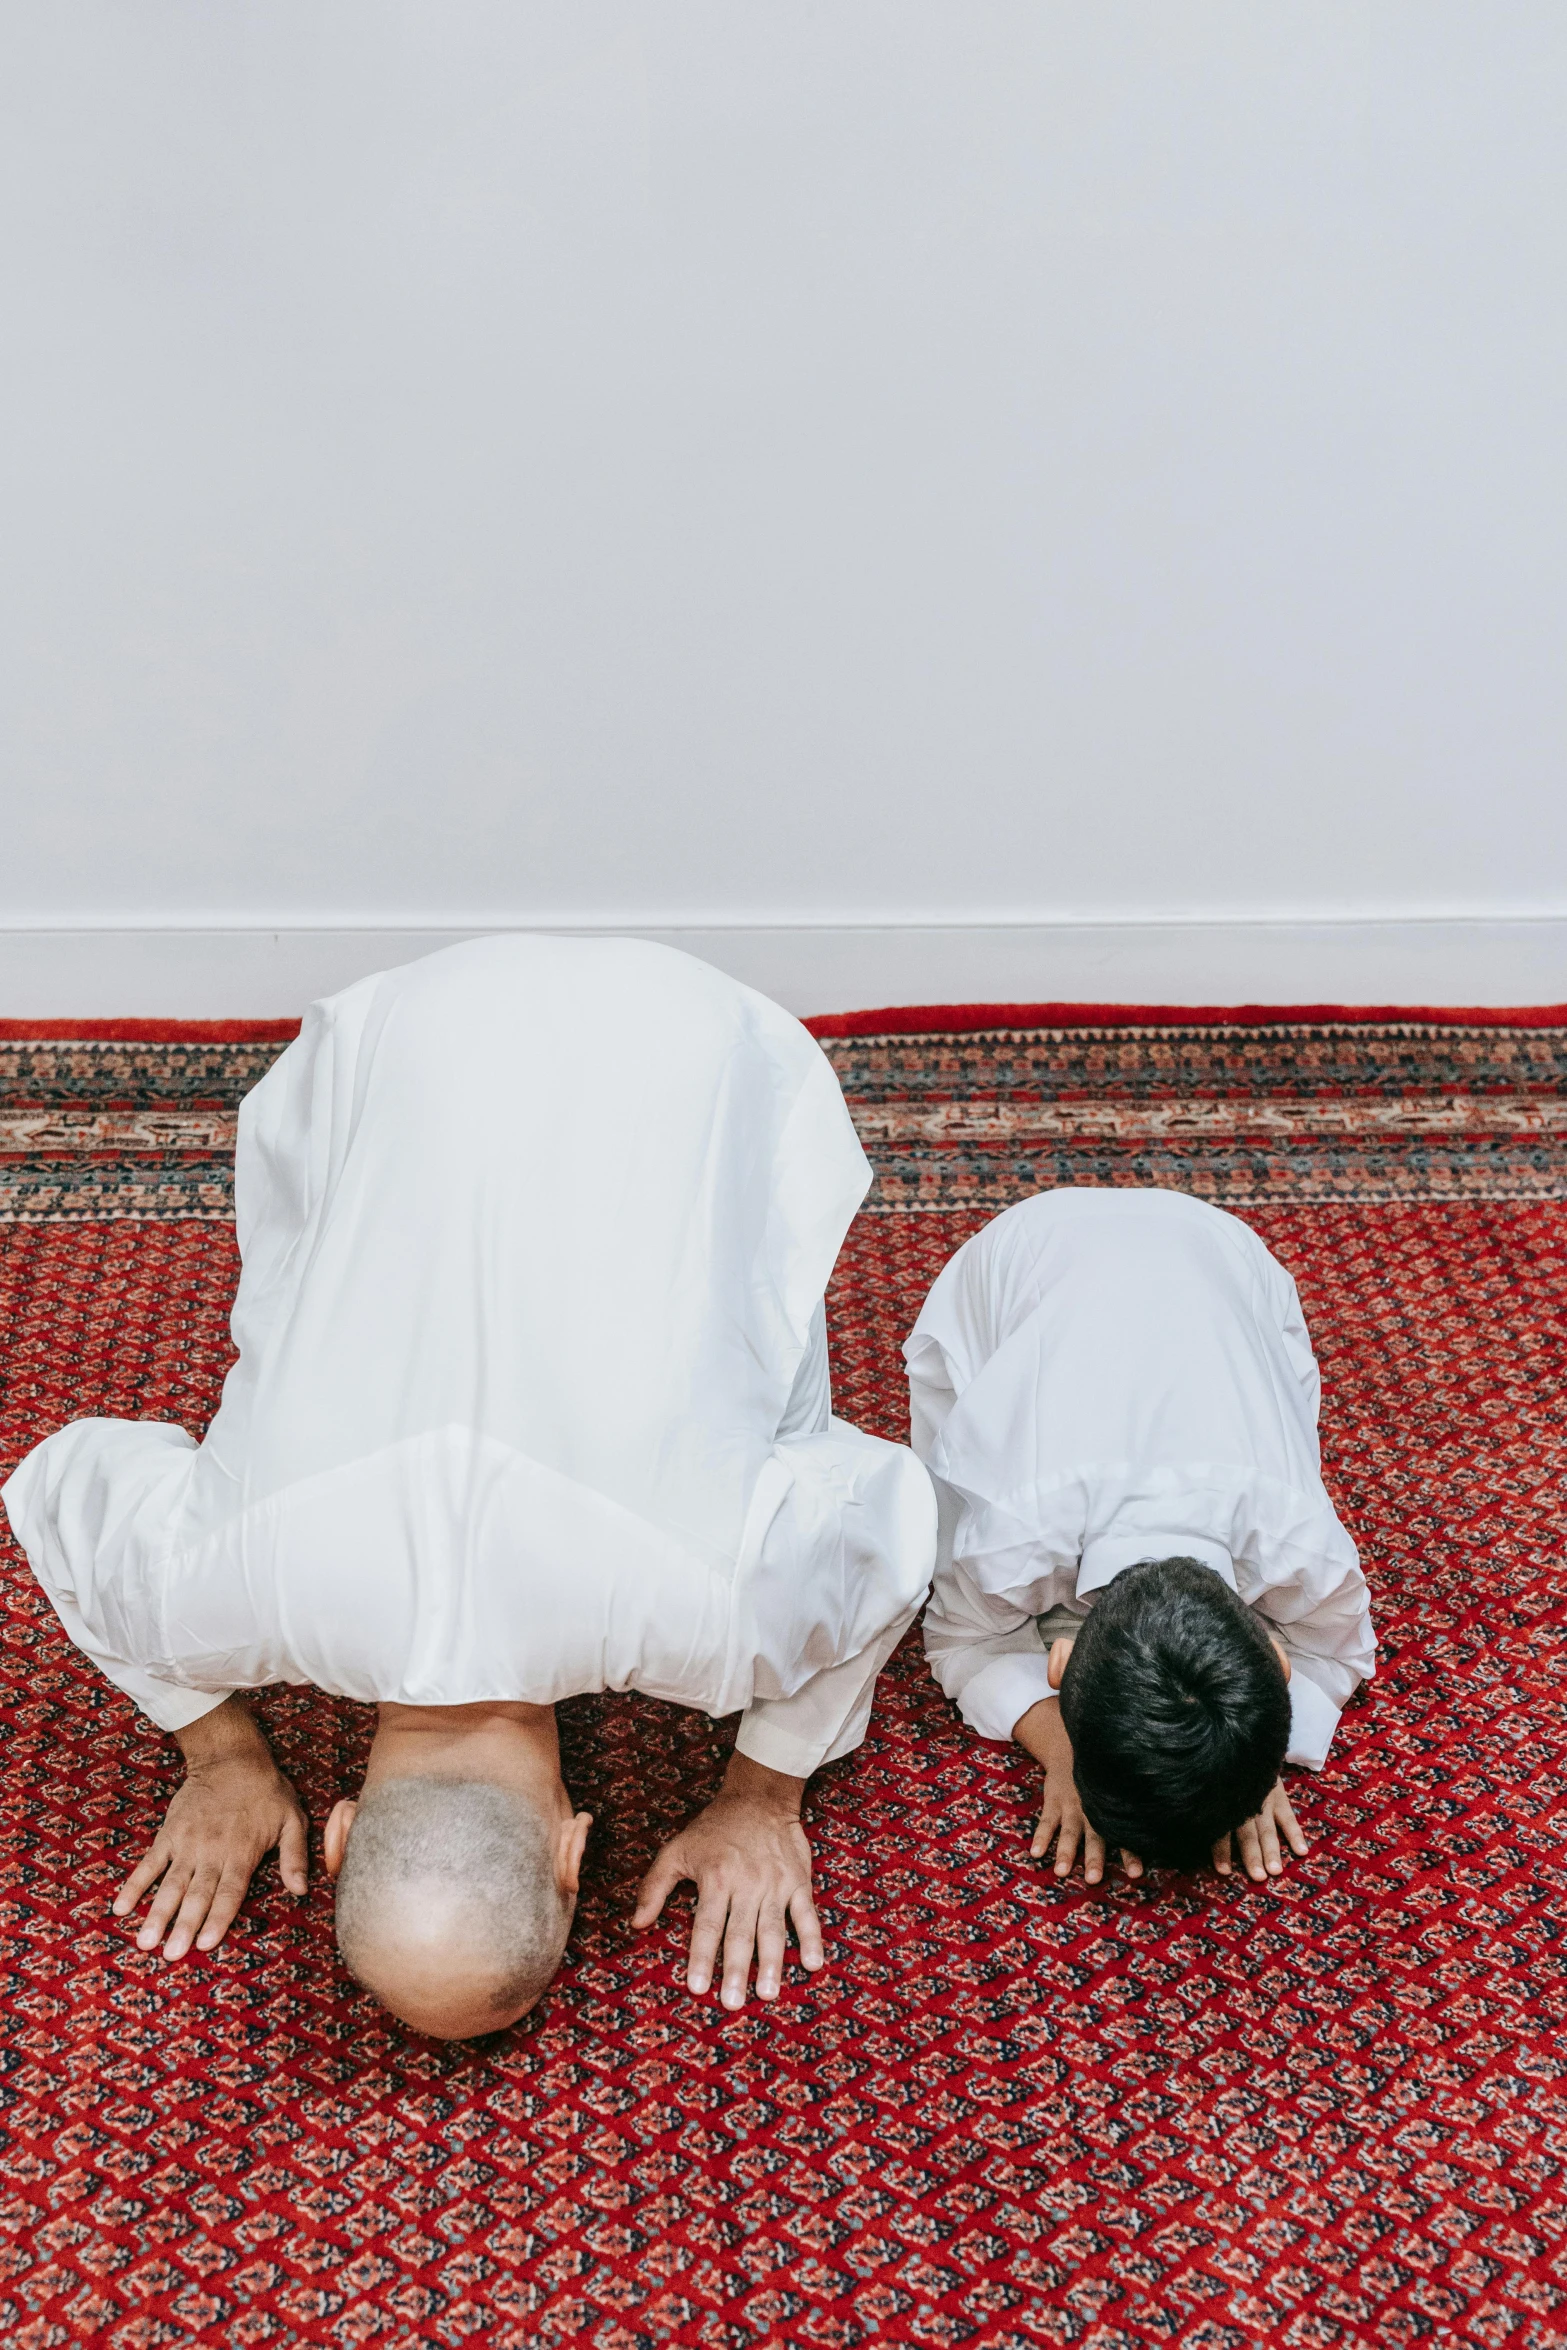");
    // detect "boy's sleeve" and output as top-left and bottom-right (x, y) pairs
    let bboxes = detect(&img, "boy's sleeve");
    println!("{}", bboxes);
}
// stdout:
(1245, 1530), (1376, 1772)
(922, 1482), (1057, 1741)
(1283, 1666), (1344, 1771)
